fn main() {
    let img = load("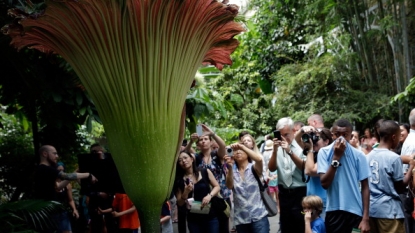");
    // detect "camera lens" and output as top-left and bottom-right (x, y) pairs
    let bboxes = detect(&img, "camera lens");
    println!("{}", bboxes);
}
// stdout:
(301, 134), (310, 143)
(226, 148), (233, 153)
